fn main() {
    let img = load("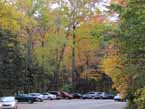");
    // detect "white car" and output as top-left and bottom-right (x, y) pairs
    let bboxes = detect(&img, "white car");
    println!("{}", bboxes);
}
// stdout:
(114, 94), (123, 101)
(0, 96), (17, 109)
(43, 93), (56, 100)
(29, 93), (44, 102)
